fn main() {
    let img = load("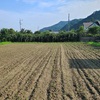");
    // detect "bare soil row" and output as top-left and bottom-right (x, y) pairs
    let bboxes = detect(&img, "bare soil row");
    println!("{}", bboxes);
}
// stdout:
(0, 43), (100, 100)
